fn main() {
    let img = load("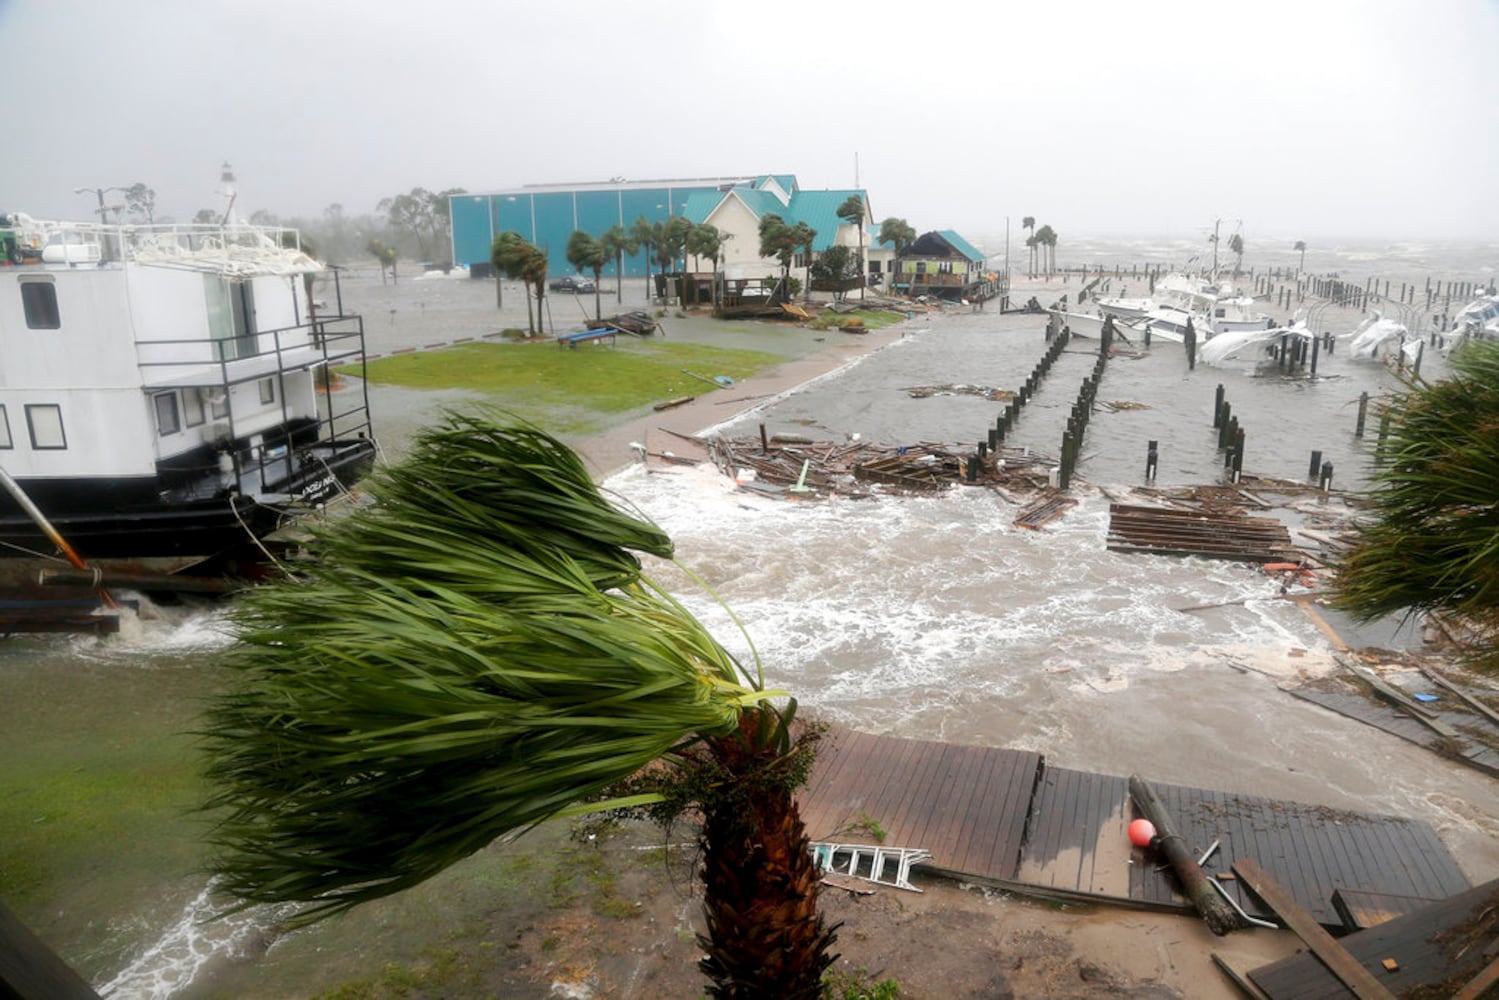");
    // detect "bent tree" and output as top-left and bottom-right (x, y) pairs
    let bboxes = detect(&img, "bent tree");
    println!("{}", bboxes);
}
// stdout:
(201, 414), (838, 998)
(1334, 340), (1499, 671)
